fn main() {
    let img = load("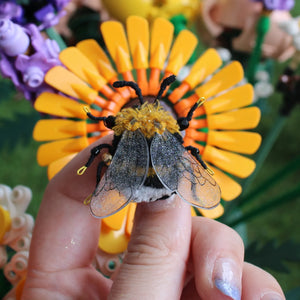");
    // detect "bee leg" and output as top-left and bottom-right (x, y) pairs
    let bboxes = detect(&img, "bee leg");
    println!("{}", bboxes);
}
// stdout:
(77, 144), (112, 175)
(177, 102), (199, 130)
(86, 144), (112, 168)
(185, 146), (208, 169)
(96, 161), (107, 187)
(177, 98), (205, 131)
